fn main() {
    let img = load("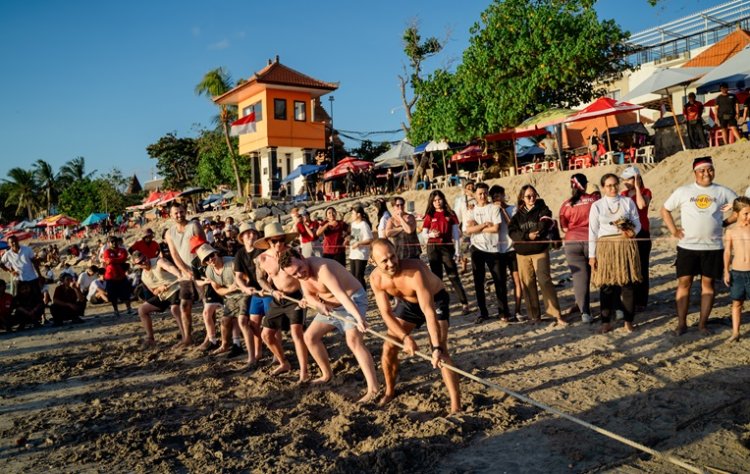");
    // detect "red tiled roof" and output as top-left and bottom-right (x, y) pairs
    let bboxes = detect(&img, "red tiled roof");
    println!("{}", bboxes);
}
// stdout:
(251, 61), (338, 90)
(682, 28), (750, 68)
